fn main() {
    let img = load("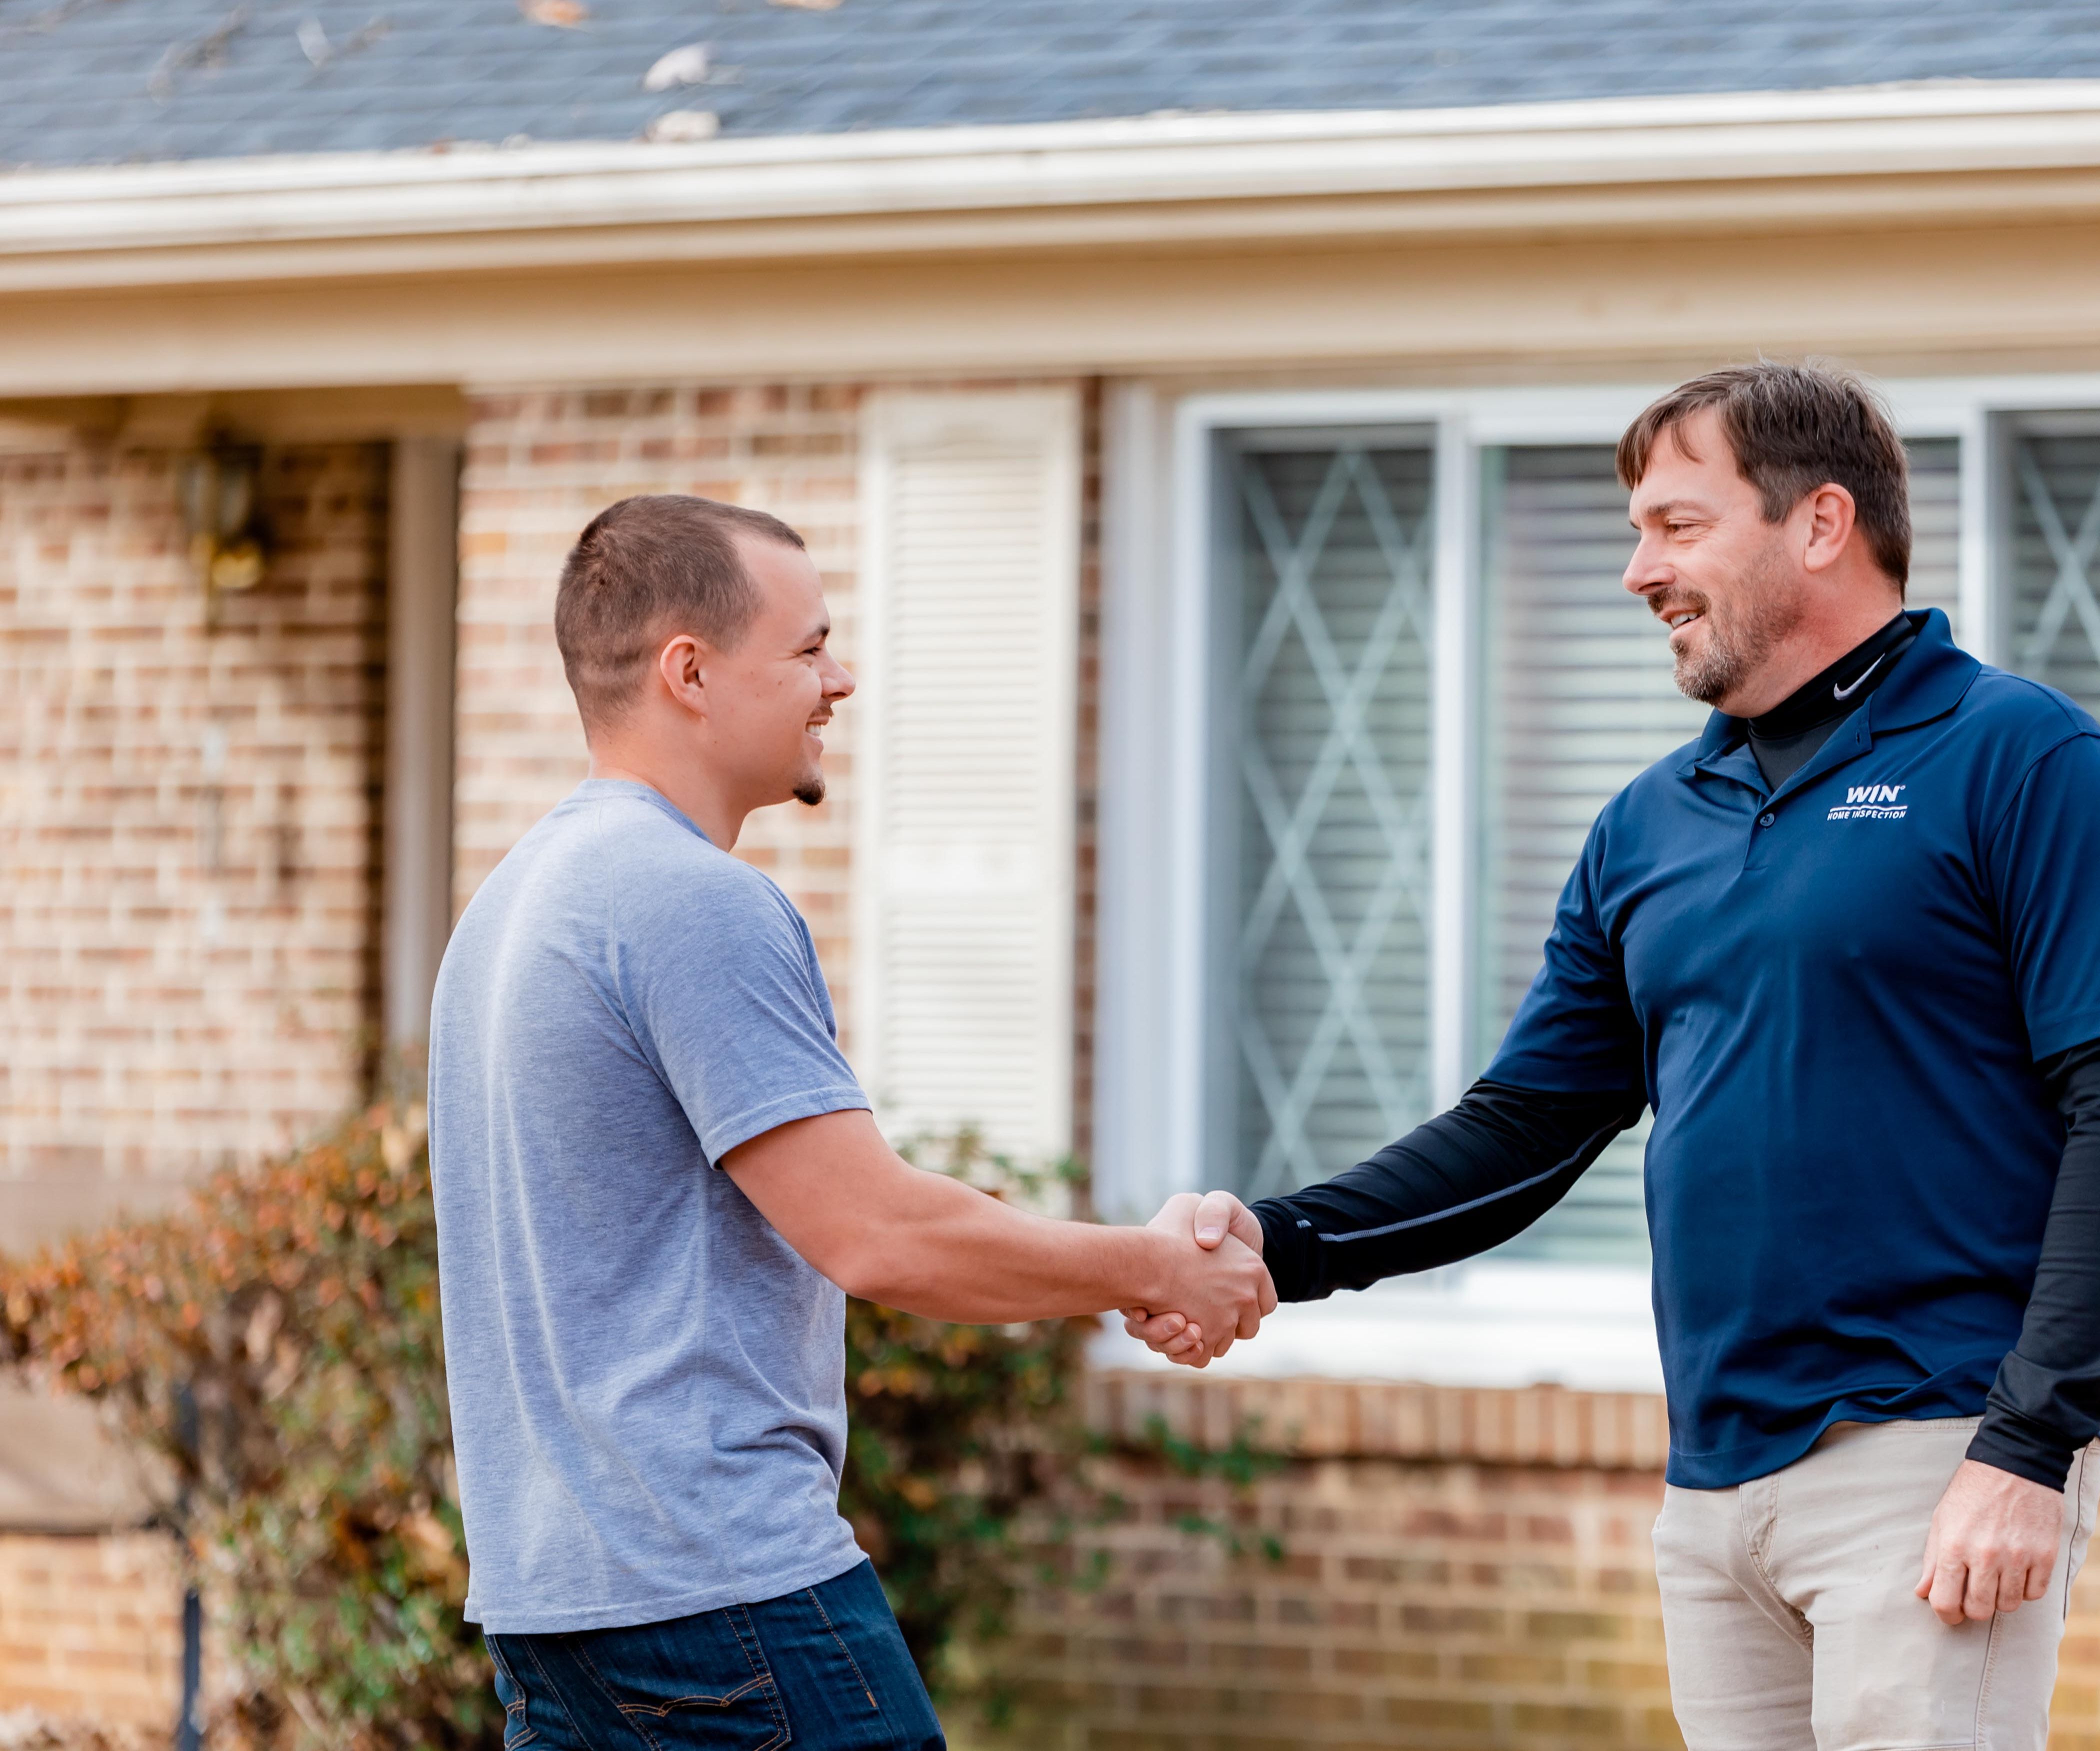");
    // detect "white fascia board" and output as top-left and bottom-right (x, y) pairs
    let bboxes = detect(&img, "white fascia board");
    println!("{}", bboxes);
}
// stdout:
(9, 80), (2100, 292)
